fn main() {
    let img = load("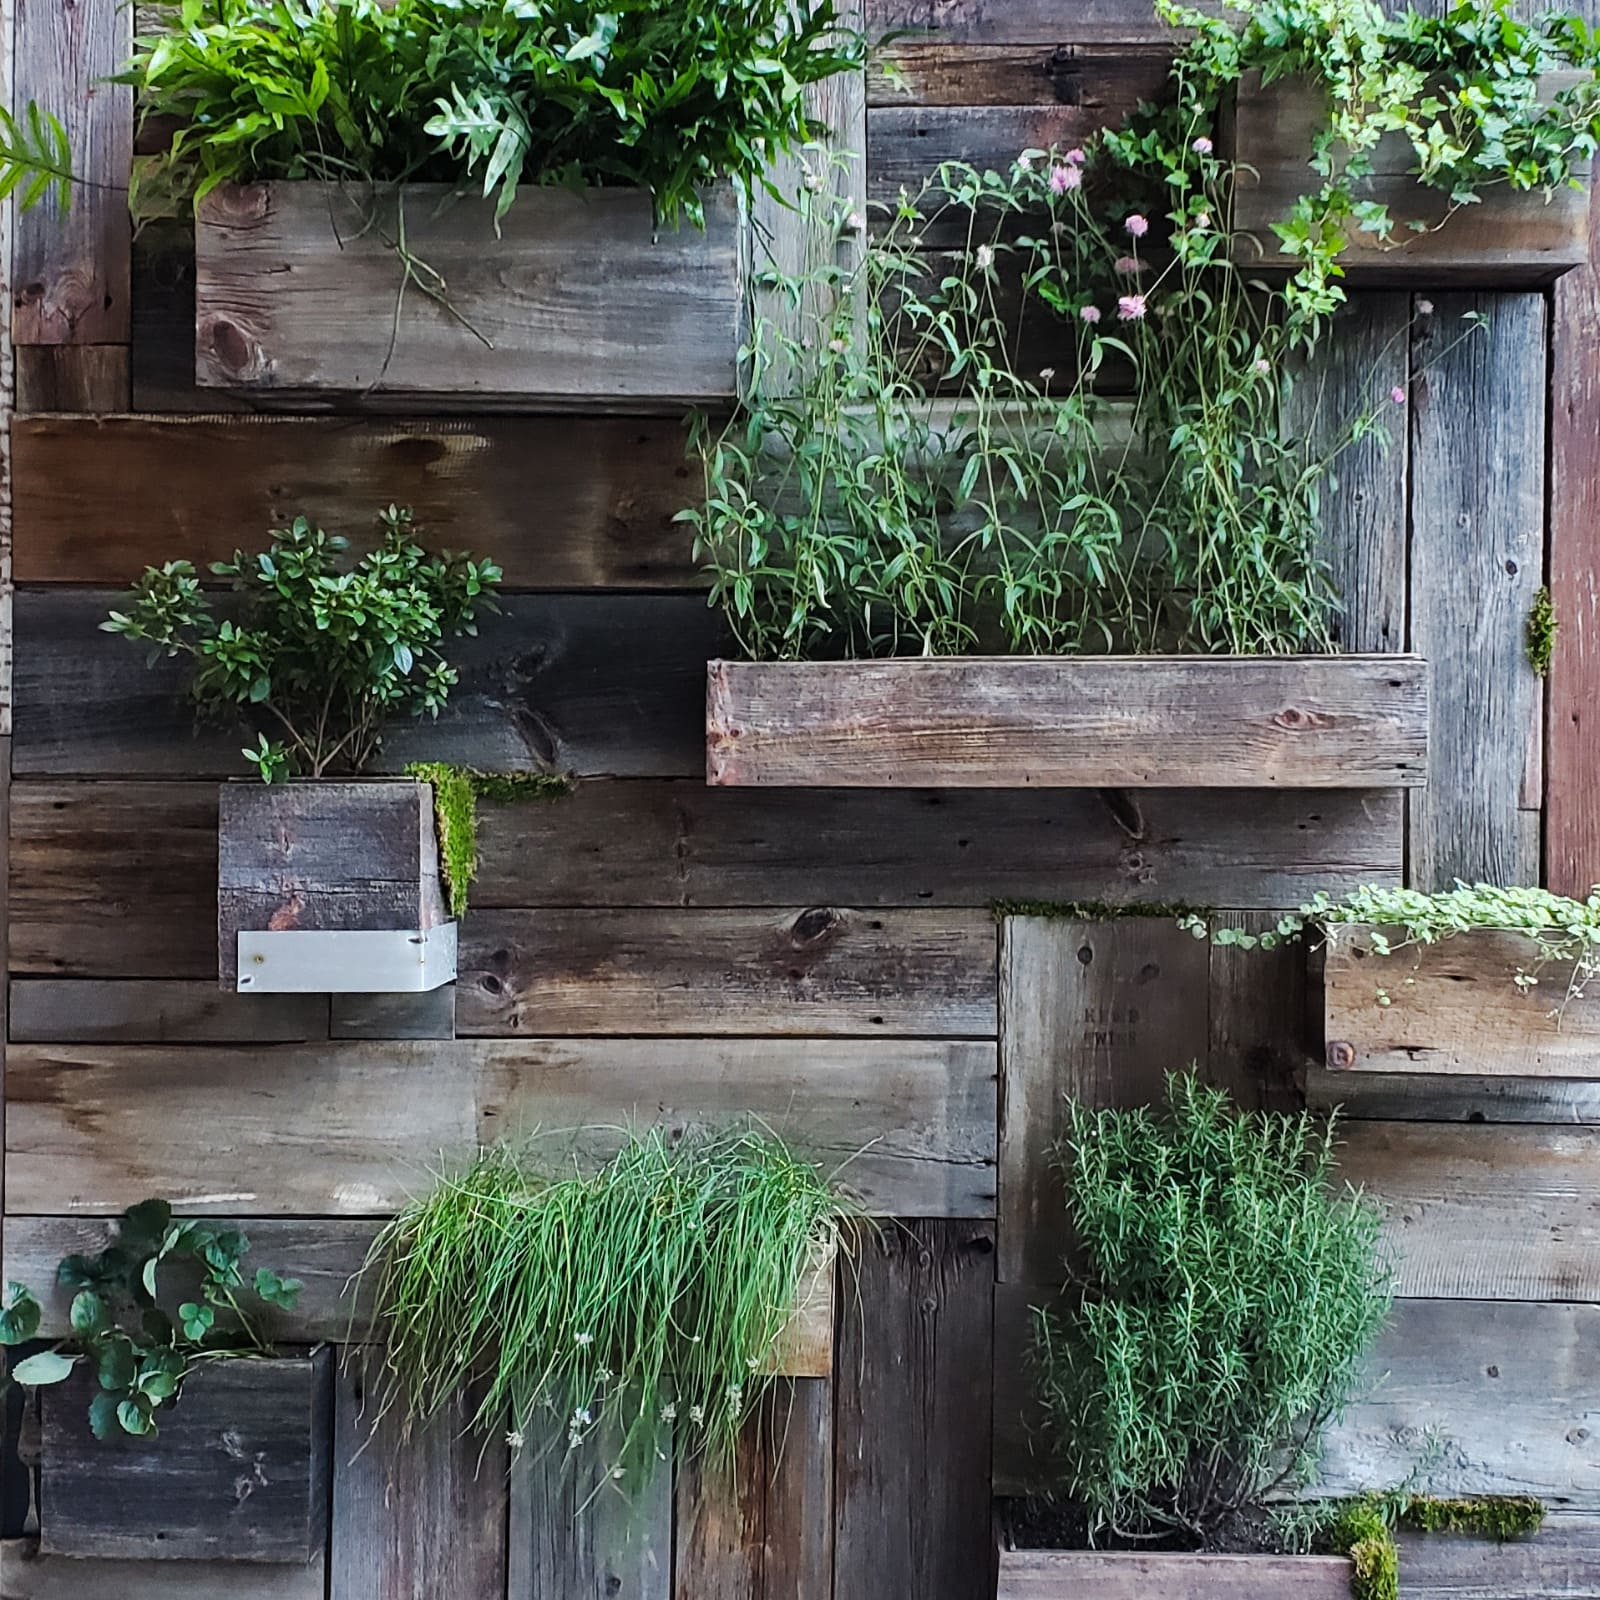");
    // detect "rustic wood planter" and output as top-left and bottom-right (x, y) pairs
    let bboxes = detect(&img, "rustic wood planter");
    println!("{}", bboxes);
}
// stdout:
(218, 779), (453, 993)
(1318, 924), (1600, 1076)
(998, 1549), (1352, 1597)
(1230, 70), (1593, 285)
(193, 181), (746, 404)
(40, 1349), (333, 1562)
(706, 655), (1430, 788)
